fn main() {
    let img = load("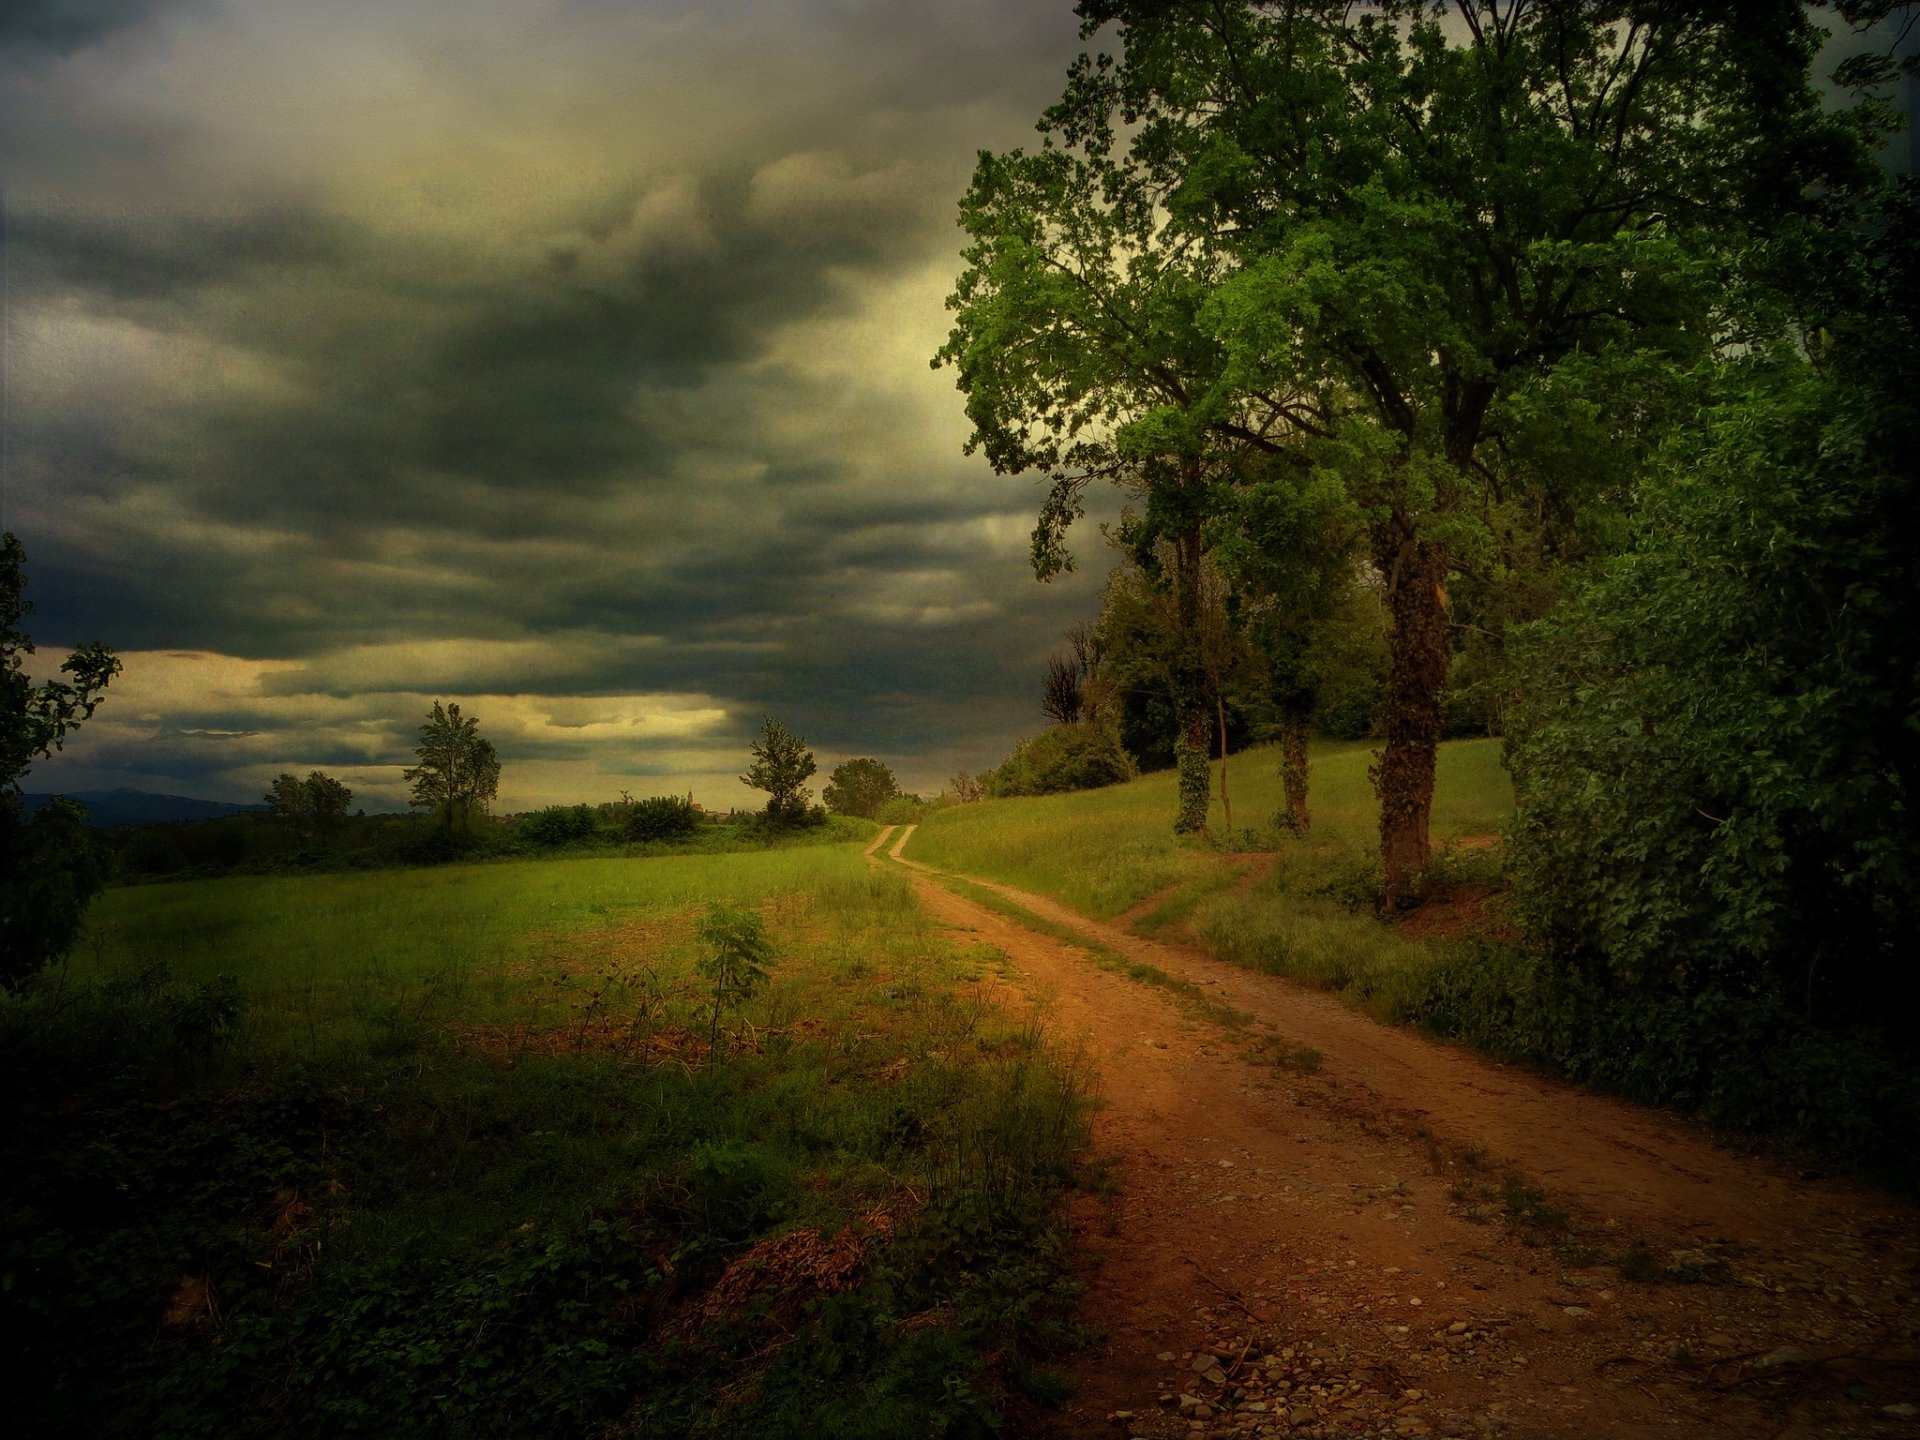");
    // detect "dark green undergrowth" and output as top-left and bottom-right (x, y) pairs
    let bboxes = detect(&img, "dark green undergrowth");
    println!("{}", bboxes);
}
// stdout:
(109, 812), (877, 887)
(1397, 941), (1920, 1195)
(2, 853), (1093, 1438)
